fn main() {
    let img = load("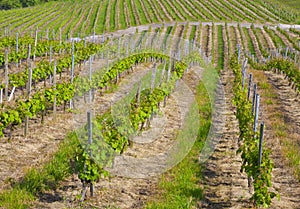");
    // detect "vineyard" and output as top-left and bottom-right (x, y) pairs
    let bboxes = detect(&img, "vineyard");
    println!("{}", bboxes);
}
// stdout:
(0, 0), (300, 209)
